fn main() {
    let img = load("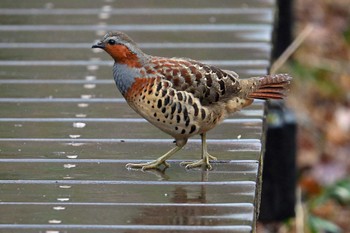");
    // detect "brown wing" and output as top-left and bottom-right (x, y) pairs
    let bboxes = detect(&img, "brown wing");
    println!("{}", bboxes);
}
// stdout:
(149, 57), (242, 105)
